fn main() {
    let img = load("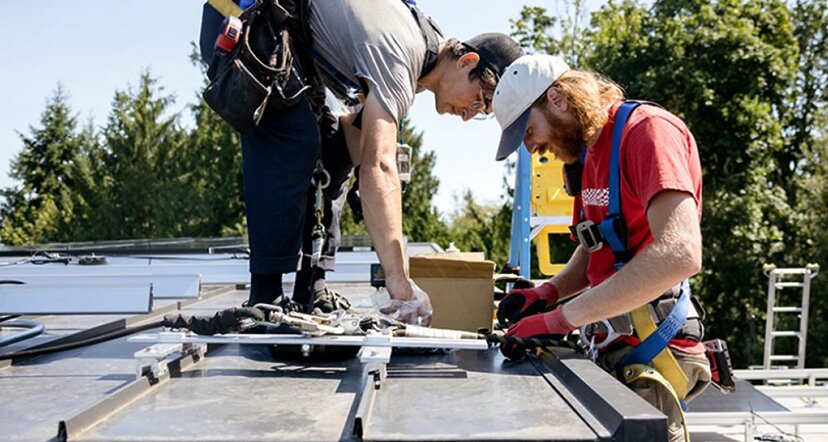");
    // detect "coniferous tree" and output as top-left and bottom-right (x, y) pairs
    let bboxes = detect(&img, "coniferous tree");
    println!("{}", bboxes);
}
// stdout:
(186, 44), (246, 237)
(98, 72), (189, 239)
(67, 121), (110, 241)
(1, 85), (82, 244)
(185, 93), (245, 237)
